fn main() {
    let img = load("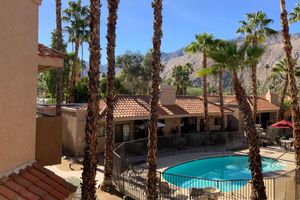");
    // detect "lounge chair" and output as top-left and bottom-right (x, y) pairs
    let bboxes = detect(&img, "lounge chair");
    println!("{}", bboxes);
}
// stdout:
(189, 188), (206, 200)
(159, 181), (177, 199)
